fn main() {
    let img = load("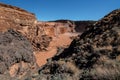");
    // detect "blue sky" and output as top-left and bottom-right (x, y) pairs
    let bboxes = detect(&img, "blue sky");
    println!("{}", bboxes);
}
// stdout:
(0, 0), (120, 21)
